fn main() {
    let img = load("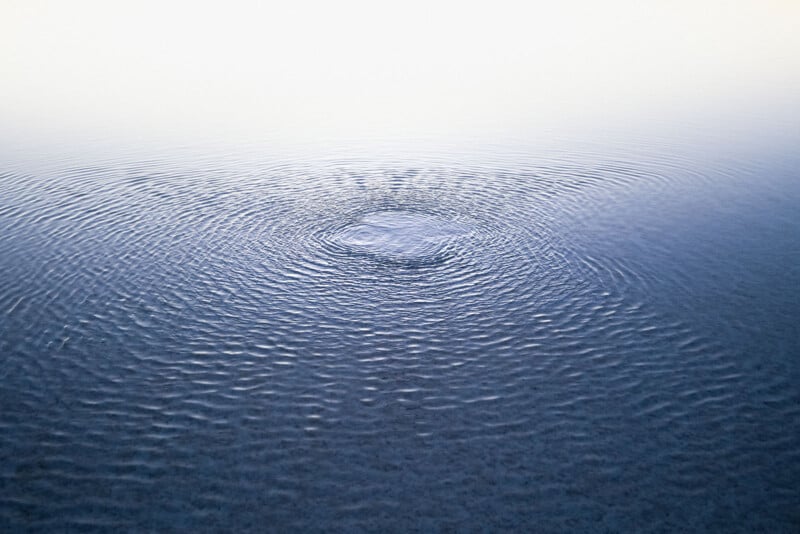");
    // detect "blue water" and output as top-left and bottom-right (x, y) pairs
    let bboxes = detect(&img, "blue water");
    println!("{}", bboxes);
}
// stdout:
(1, 134), (799, 531)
